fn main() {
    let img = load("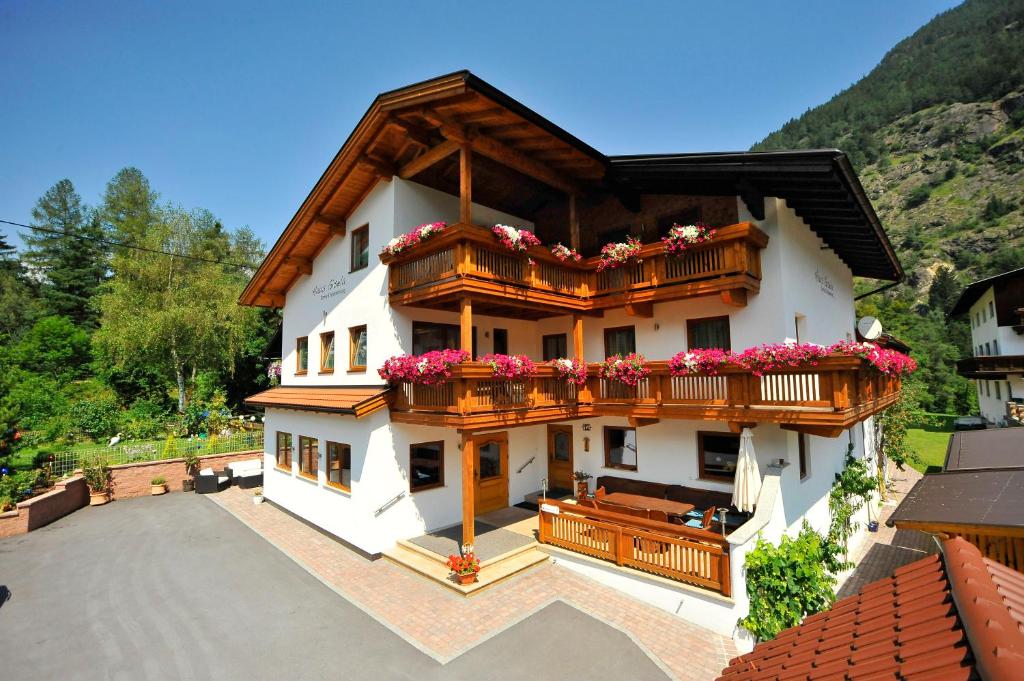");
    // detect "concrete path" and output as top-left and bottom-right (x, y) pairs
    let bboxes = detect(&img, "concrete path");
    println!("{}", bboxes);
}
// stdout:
(0, 493), (687, 680)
